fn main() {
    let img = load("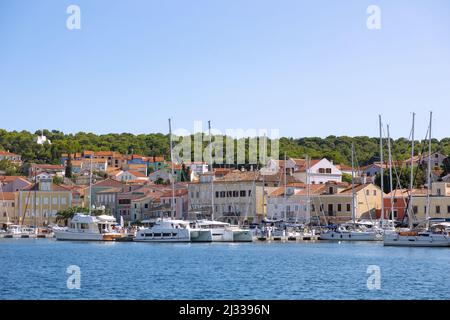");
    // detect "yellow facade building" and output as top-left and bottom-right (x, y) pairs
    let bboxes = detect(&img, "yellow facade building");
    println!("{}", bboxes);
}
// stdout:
(18, 178), (72, 226)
